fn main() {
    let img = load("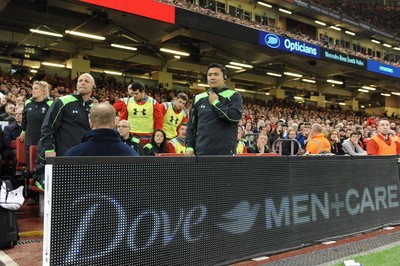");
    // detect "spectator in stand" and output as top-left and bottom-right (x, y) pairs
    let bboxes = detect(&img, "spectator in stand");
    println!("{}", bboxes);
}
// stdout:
(243, 121), (255, 145)
(2, 107), (22, 176)
(119, 81), (163, 145)
(167, 123), (187, 154)
(247, 133), (269, 154)
(366, 118), (400, 155)
(297, 124), (310, 149)
(144, 129), (168, 156)
(305, 123), (331, 154)
(0, 103), (15, 123)
(19, 81), (53, 176)
(327, 129), (345, 155)
(281, 129), (300, 155)
(186, 63), (243, 155)
(236, 125), (247, 154)
(268, 124), (283, 149)
(64, 102), (137, 156)
(161, 92), (188, 140)
(365, 115), (378, 129)
(117, 120), (145, 155)
(342, 132), (367, 156)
